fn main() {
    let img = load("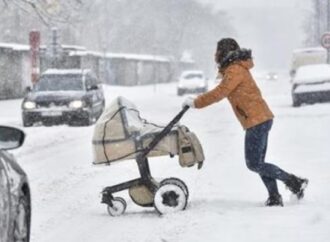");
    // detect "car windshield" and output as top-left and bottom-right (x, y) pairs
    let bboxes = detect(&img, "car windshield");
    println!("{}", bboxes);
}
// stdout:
(183, 73), (203, 80)
(34, 74), (84, 91)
